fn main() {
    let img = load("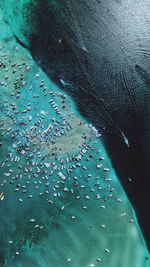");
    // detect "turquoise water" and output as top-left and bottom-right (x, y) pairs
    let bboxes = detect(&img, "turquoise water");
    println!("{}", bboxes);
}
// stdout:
(0, 6), (149, 267)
